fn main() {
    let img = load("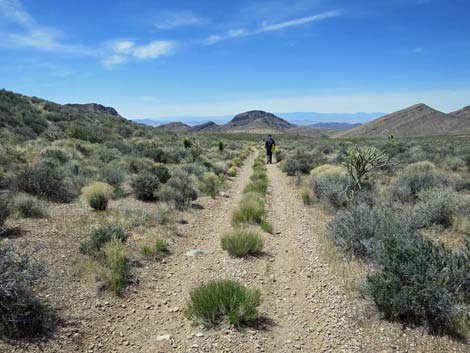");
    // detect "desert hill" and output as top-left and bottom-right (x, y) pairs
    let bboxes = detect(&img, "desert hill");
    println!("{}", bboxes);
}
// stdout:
(157, 122), (191, 132)
(189, 121), (221, 132)
(0, 89), (143, 142)
(336, 103), (470, 138)
(221, 110), (295, 133)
